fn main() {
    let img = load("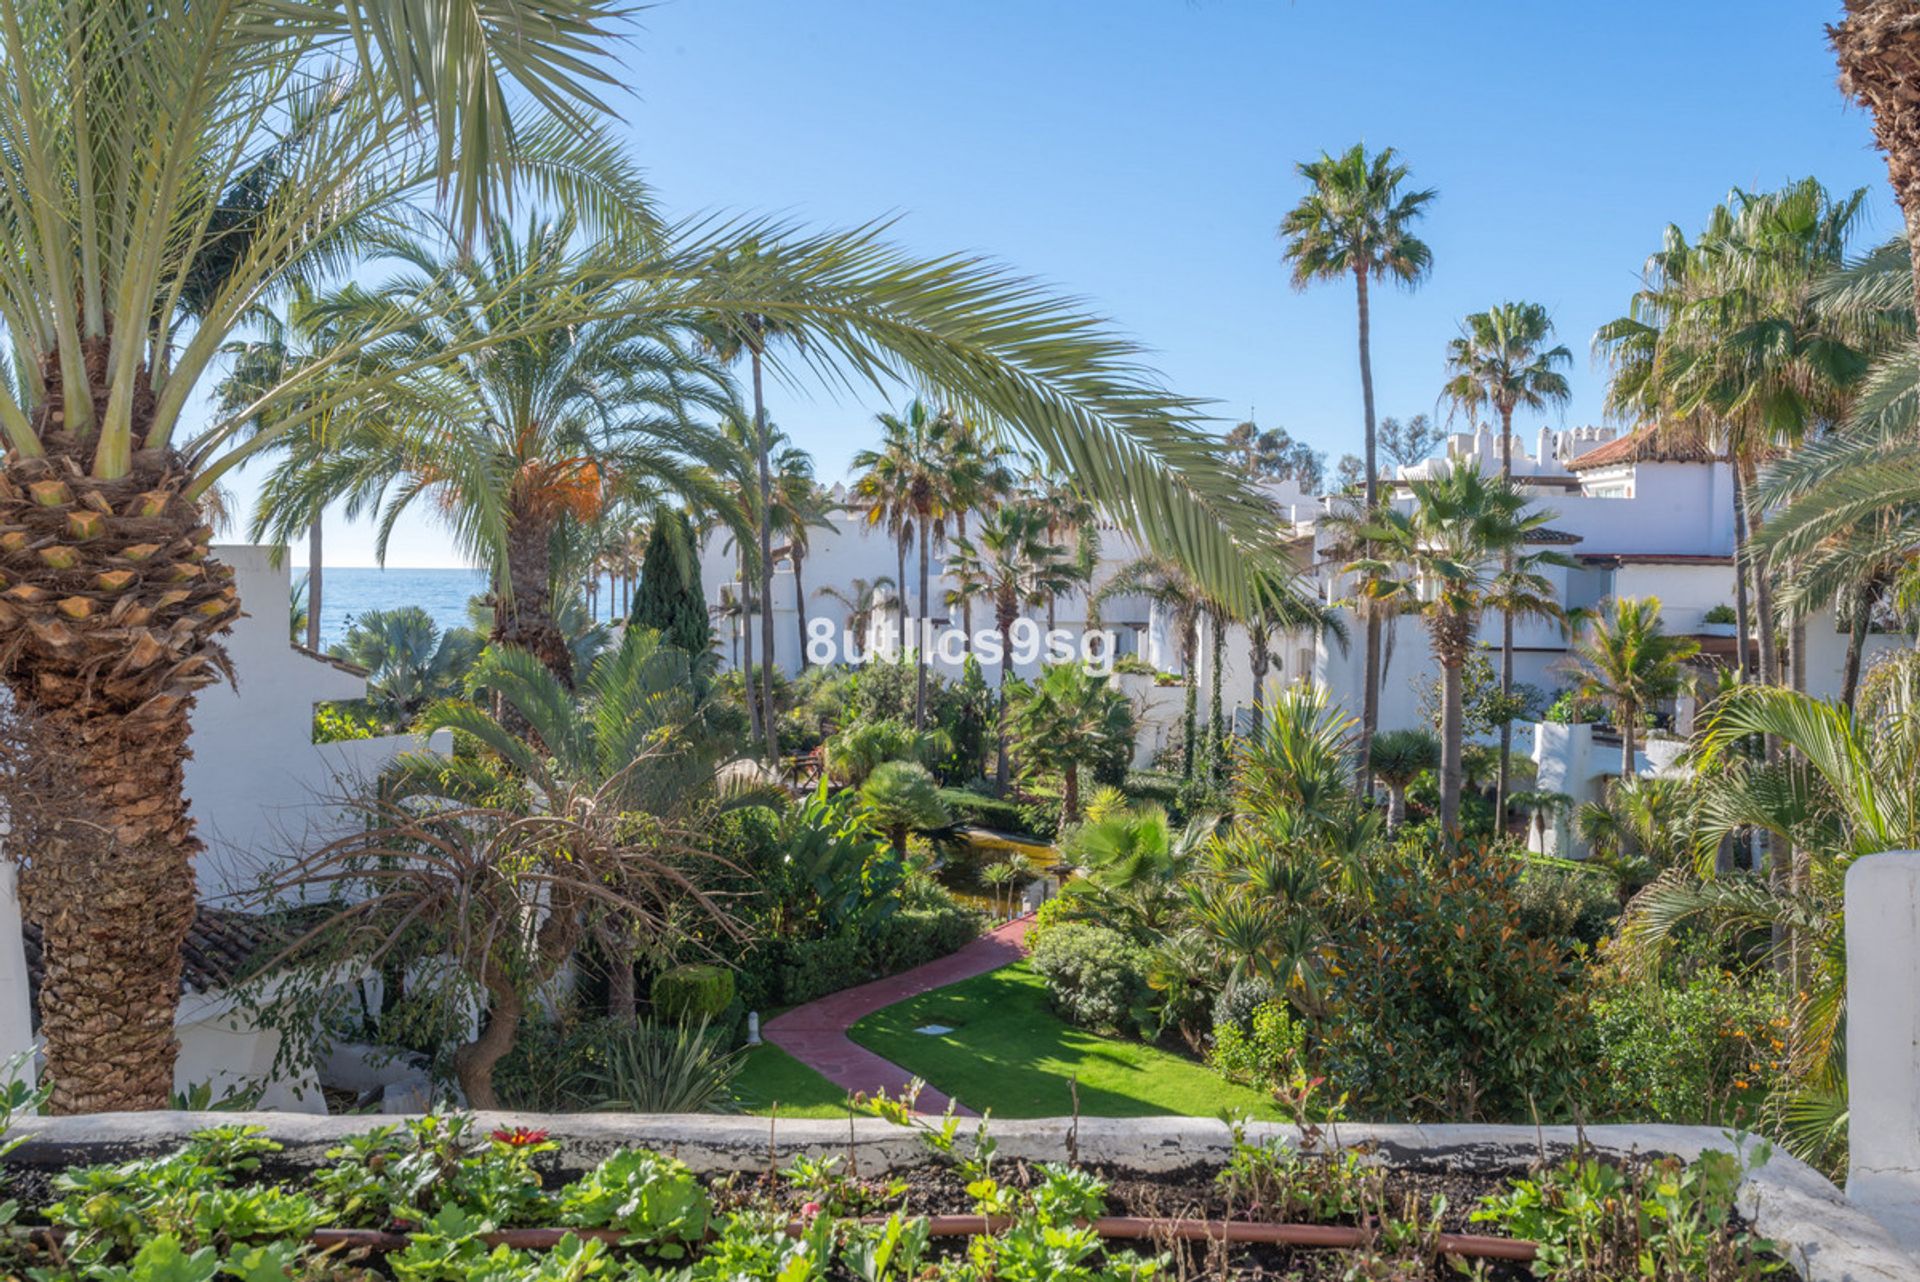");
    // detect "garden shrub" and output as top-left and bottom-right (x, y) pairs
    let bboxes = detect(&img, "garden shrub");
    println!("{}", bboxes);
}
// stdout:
(652, 964), (736, 1024)
(1210, 999), (1308, 1100)
(938, 787), (1043, 837)
(312, 699), (383, 743)
(1311, 852), (1593, 1122)
(1511, 864), (1620, 947)
(1587, 964), (1785, 1127)
(1211, 976), (1278, 1033)
(1028, 921), (1152, 1034)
